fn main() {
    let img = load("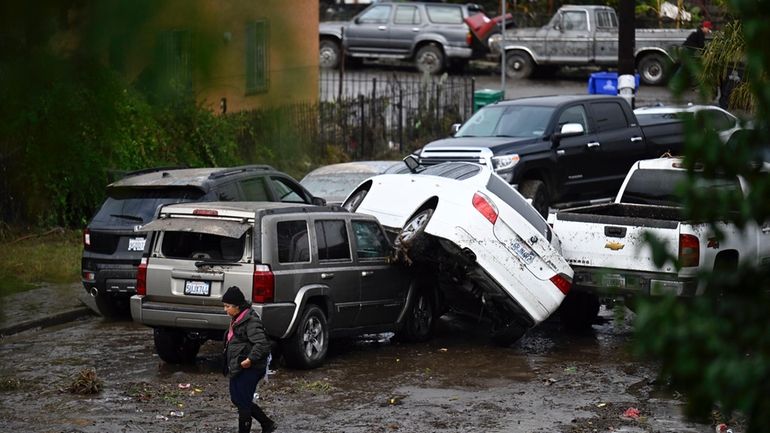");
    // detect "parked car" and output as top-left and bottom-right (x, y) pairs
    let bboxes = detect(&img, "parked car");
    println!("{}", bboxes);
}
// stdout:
(633, 103), (743, 143)
(131, 201), (437, 369)
(342, 156), (573, 345)
(319, 1), (505, 74)
(300, 160), (405, 205)
(550, 156), (770, 327)
(82, 165), (324, 318)
(415, 94), (686, 217)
